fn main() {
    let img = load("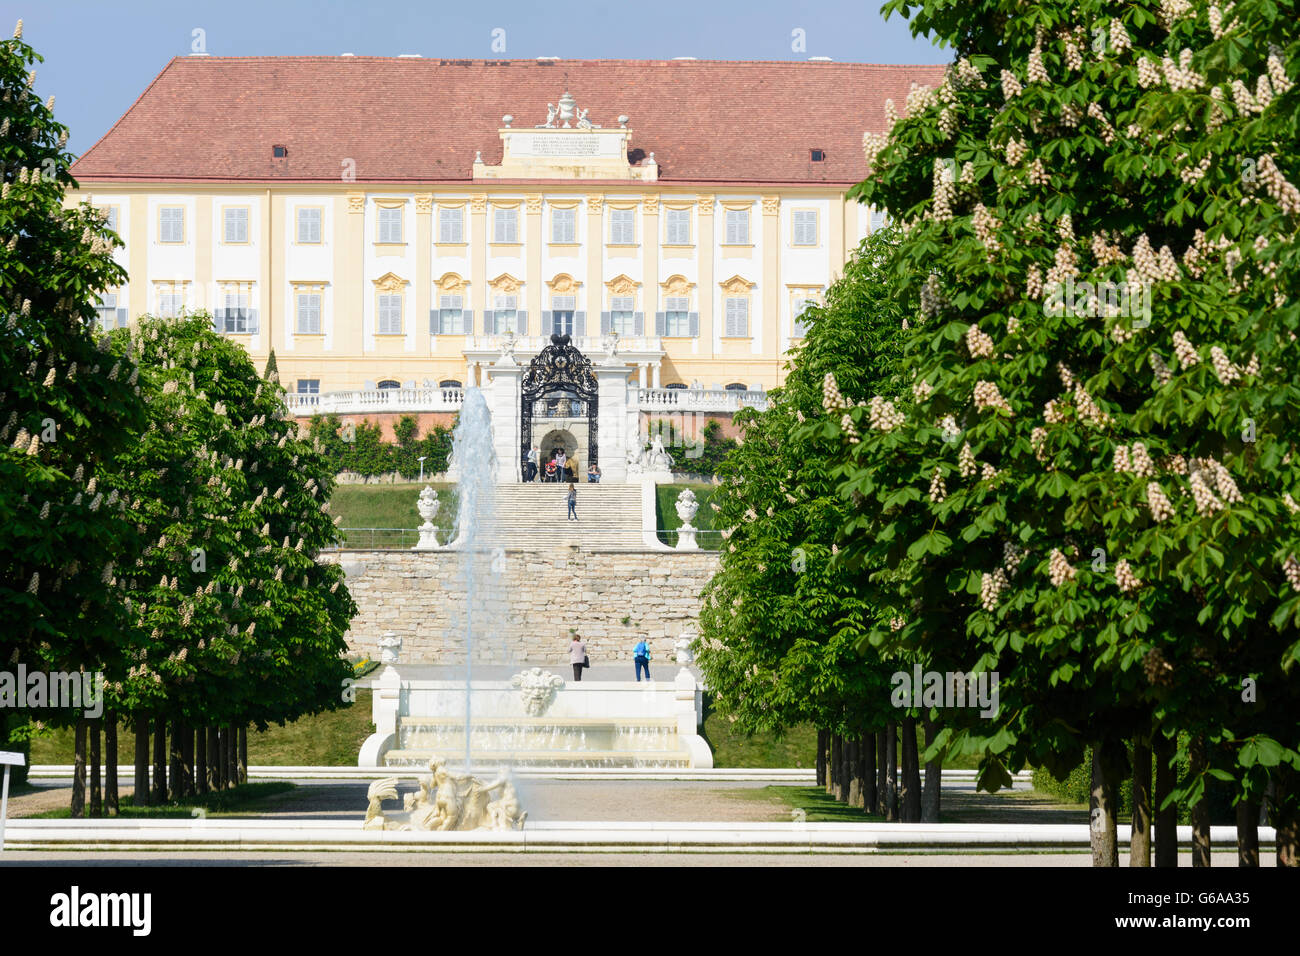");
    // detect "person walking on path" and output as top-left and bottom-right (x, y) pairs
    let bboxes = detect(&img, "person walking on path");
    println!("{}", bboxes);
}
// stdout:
(569, 633), (588, 682)
(633, 638), (651, 681)
(566, 481), (578, 521)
